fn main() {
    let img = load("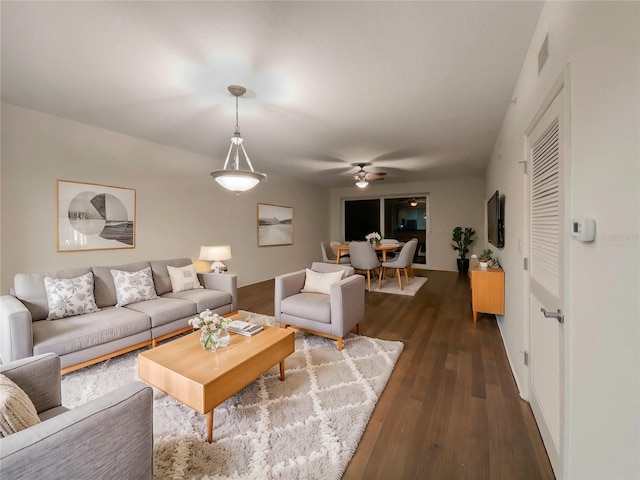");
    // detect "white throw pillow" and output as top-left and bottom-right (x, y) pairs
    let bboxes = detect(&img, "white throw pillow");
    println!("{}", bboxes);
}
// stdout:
(300, 268), (344, 295)
(111, 267), (159, 307)
(44, 272), (100, 320)
(0, 374), (41, 437)
(167, 264), (203, 293)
